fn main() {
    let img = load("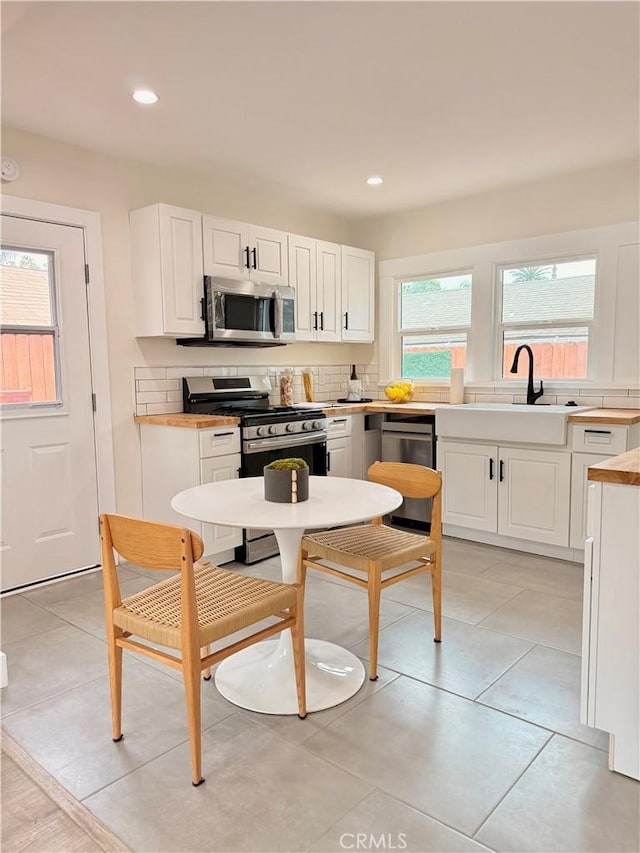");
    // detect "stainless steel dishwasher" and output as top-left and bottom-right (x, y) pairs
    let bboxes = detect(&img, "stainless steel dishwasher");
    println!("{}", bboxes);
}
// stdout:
(380, 414), (436, 531)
